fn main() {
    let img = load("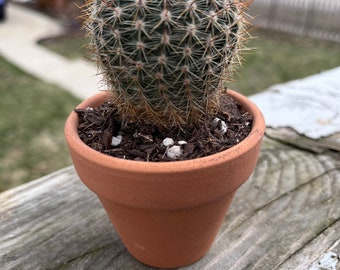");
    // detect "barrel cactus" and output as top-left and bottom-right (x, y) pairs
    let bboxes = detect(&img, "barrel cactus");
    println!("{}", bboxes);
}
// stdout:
(84, 0), (250, 129)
